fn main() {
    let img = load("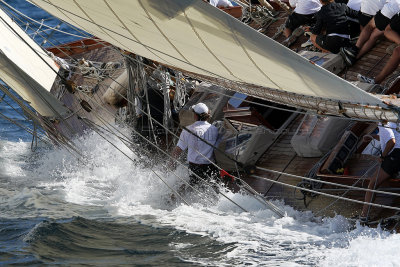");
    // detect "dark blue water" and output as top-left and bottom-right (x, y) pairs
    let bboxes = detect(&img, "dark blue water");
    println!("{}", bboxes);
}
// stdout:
(1, 1), (399, 266)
